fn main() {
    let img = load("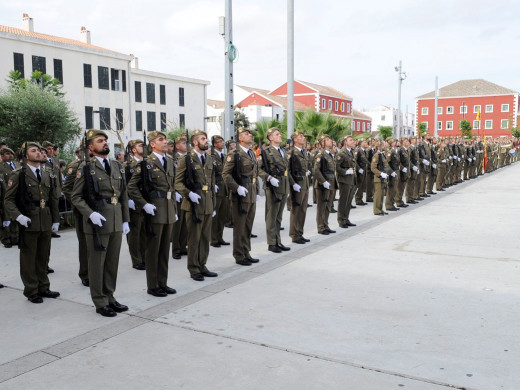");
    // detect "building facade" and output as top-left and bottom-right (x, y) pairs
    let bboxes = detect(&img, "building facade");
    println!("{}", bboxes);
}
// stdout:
(361, 105), (415, 137)
(416, 79), (519, 138)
